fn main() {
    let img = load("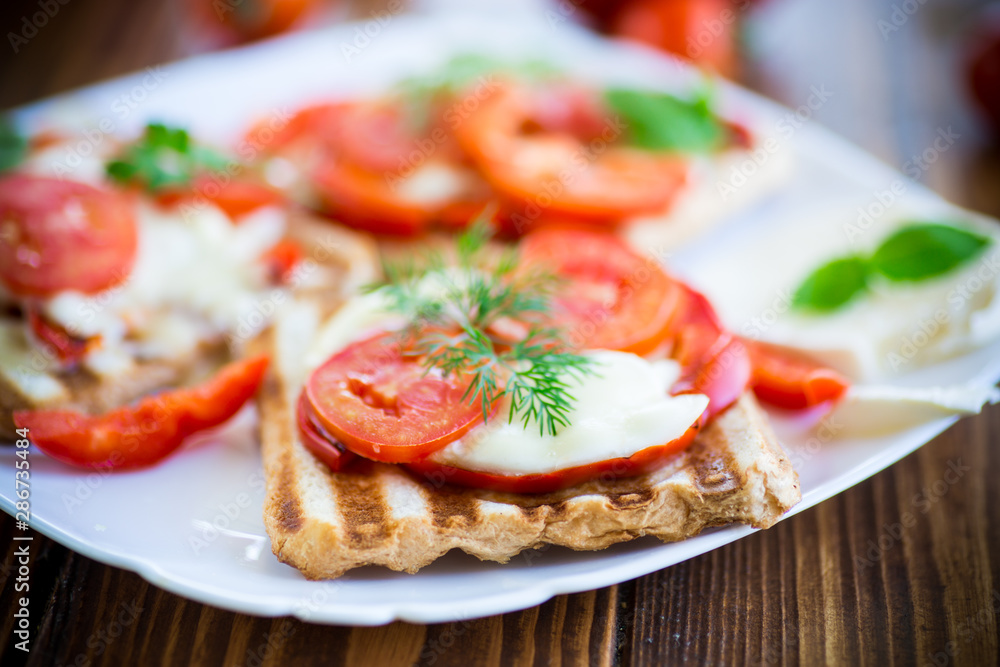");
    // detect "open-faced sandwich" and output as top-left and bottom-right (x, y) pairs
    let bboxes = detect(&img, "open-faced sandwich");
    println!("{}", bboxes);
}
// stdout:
(248, 55), (789, 247)
(257, 224), (849, 578)
(0, 122), (376, 465)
